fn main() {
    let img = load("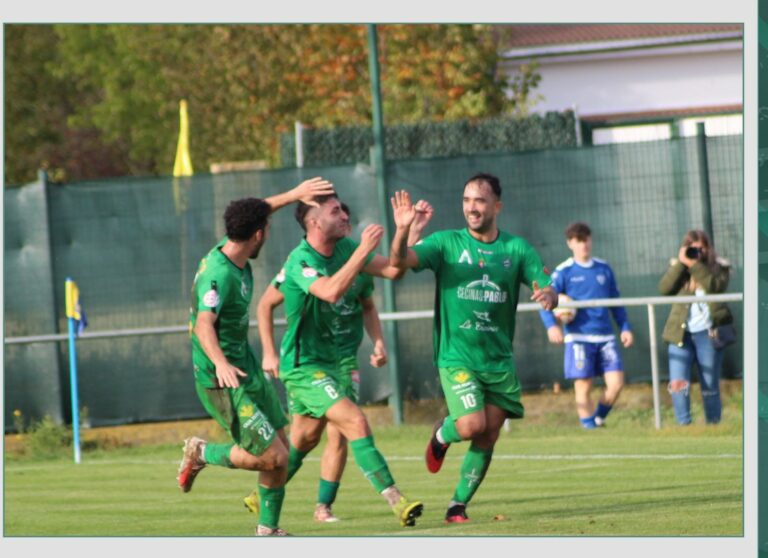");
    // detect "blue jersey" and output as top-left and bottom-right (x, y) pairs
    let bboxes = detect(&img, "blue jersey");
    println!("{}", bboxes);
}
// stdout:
(539, 257), (631, 342)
